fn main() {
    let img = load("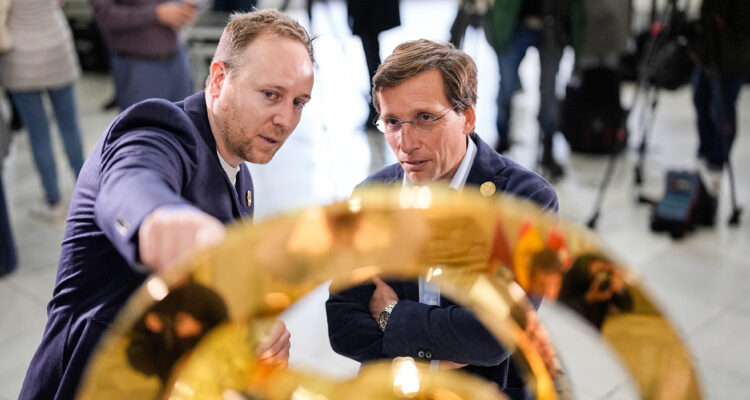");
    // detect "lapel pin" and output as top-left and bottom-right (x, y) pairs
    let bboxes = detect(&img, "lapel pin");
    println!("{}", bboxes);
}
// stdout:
(480, 181), (496, 197)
